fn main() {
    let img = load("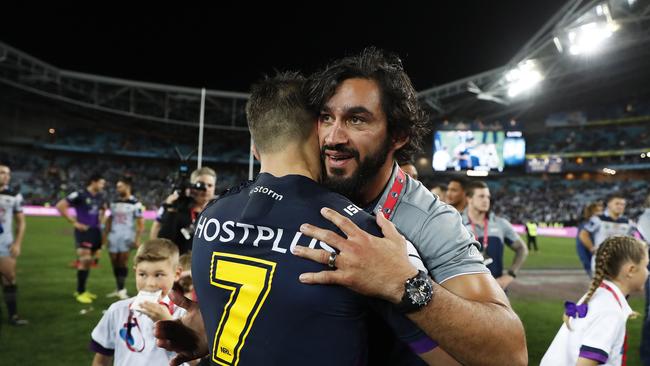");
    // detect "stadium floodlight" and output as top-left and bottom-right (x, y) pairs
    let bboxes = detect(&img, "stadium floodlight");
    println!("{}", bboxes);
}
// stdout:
(602, 167), (617, 175)
(567, 21), (619, 55)
(505, 59), (543, 98)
